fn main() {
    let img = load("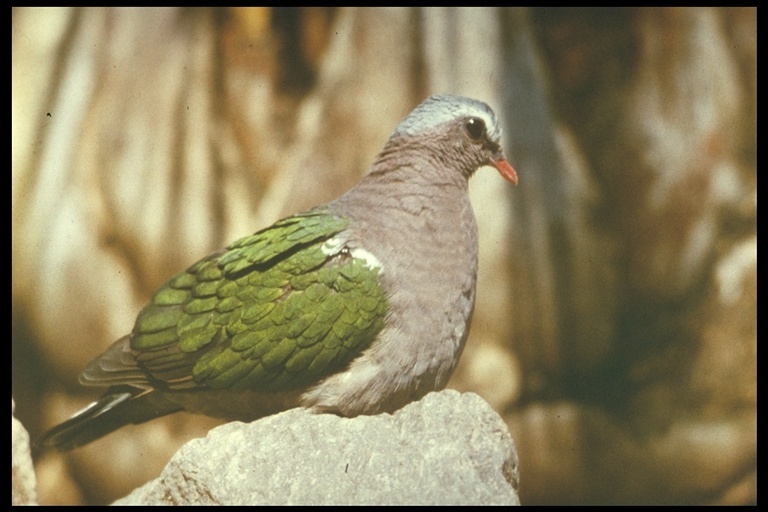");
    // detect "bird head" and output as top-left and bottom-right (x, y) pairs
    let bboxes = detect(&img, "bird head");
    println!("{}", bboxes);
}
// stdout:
(391, 94), (518, 185)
